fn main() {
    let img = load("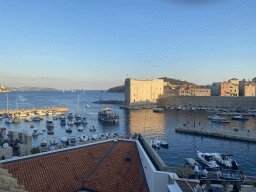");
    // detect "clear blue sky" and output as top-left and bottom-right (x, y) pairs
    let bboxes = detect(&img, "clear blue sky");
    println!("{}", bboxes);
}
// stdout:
(1, 0), (255, 90)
